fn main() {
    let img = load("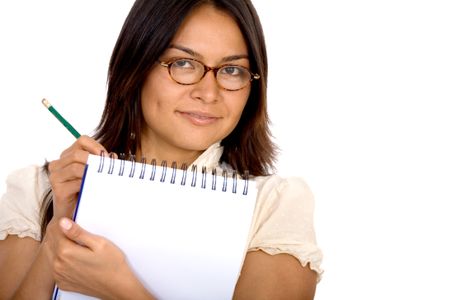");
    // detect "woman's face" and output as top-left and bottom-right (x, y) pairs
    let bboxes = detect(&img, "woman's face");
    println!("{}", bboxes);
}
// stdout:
(140, 4), (251, 163)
